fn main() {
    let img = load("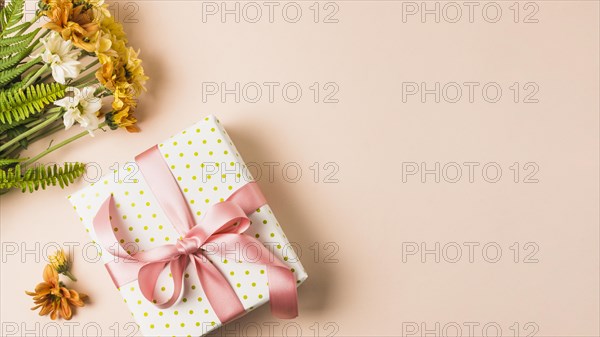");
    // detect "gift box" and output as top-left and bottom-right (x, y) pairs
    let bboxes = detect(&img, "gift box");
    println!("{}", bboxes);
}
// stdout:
(68, 115), (307, 336)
